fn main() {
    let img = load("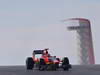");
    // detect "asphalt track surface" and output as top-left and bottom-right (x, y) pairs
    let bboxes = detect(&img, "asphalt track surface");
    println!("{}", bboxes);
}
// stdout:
(0, 65), (100, 75)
